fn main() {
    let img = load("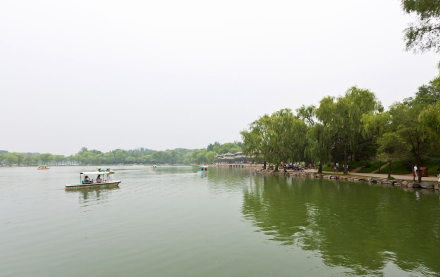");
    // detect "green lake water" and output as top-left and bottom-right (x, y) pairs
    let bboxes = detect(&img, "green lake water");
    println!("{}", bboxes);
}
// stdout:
(1, 166), (440, 277)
